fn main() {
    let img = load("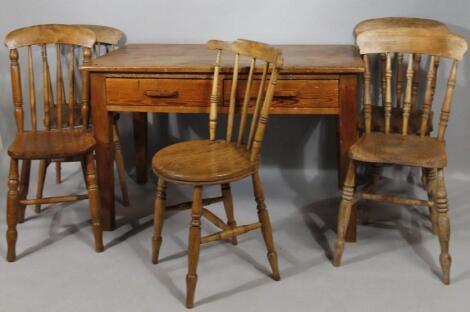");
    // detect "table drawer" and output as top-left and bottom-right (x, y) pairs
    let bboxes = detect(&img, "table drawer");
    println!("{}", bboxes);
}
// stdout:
(223, 79), (339, 108)
(106, 78), (213, 107)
